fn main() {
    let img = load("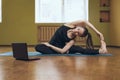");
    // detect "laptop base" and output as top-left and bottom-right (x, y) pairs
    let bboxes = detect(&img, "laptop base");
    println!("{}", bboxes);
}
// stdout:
(16, 58), (40, 61)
